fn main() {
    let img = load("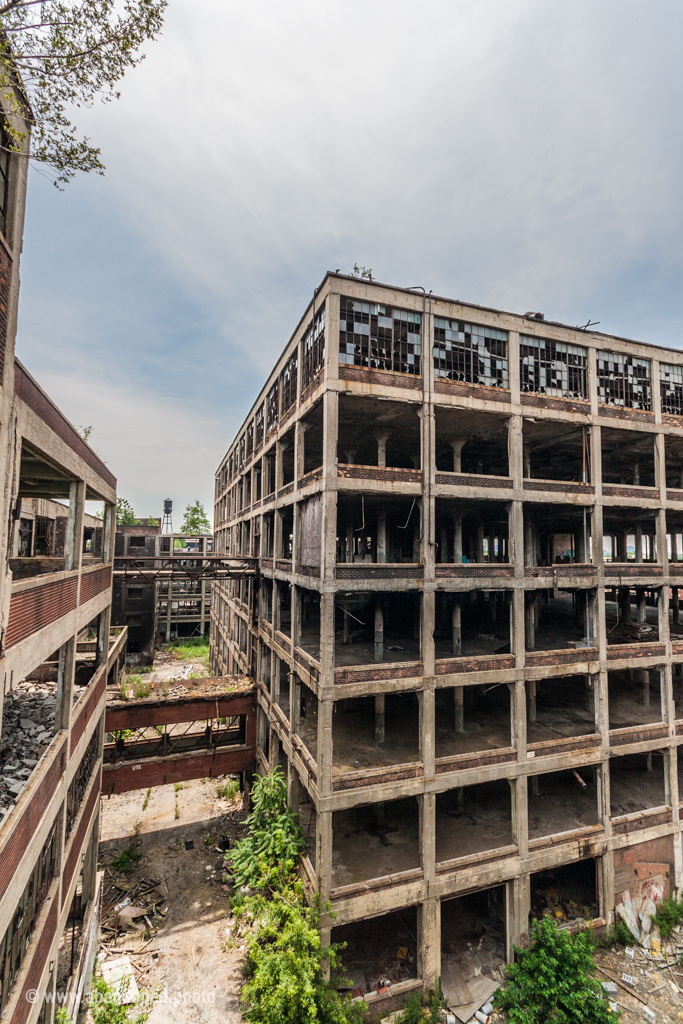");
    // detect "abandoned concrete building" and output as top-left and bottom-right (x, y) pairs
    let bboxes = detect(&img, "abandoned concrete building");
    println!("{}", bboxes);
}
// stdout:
(113, 525), (212, 663)
(212, 271), (683, 1014)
